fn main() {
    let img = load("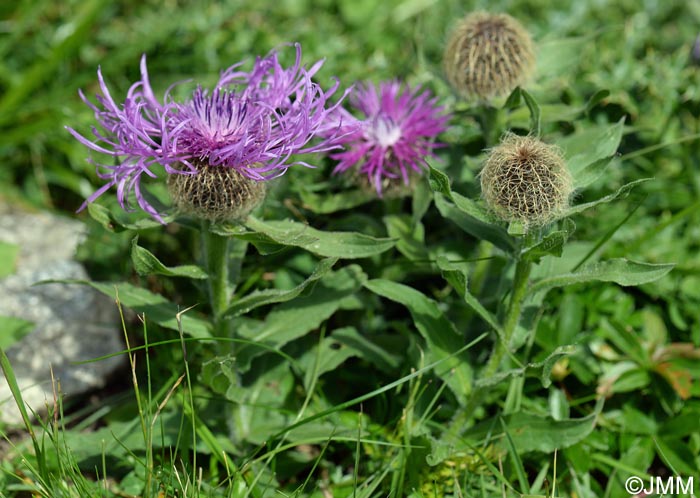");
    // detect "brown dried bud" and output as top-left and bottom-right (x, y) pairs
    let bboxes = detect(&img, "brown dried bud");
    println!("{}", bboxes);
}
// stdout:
(480, 134), (573, 227)
(444, 12), (535, 99)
